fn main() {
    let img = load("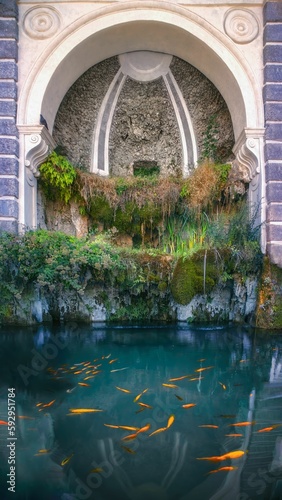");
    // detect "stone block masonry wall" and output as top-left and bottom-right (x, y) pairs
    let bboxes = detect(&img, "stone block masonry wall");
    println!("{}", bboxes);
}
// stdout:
(0, 0), (18, 233)
(264, 1), (282, 266)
